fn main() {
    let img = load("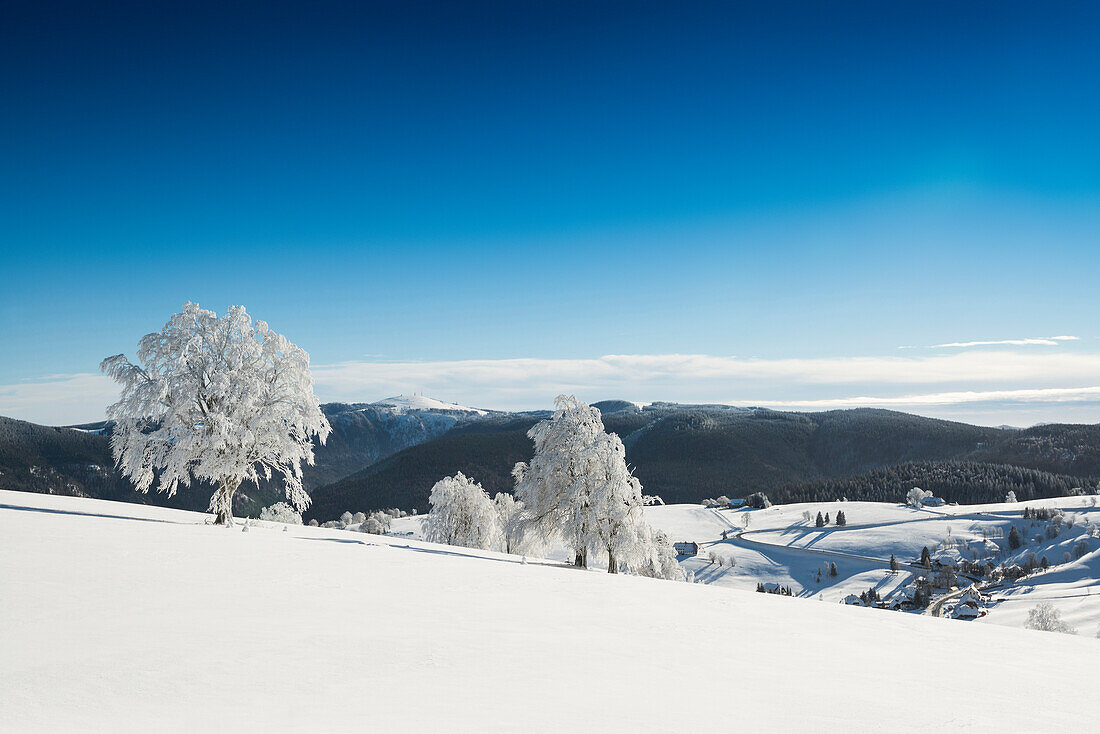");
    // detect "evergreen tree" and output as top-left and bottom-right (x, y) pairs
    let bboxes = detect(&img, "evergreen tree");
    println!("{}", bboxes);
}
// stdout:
(824, 512), (830, 524)
(1008, 525), (1022, 550)
(920, 546), (931, 568)
(829, 562), (838, 577)
(815, 511), (825, 528)
(889, 554), (899, 572)
(836, 510), (847, 526)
